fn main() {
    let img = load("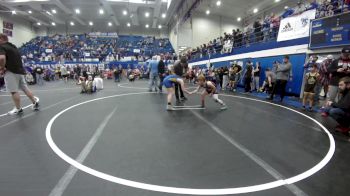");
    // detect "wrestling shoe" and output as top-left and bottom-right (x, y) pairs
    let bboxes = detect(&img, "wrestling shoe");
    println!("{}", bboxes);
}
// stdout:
(32, 101), (40, 111)
(166, 105), (175, 111)
(180, 97), (187, 102)
(220, 105), (228, 110)
(8, 107), (23, 115)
